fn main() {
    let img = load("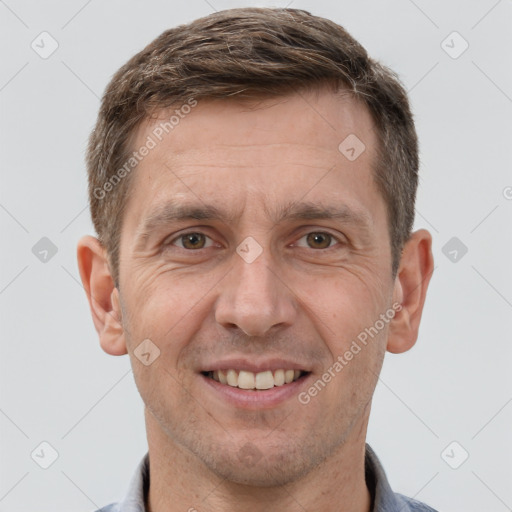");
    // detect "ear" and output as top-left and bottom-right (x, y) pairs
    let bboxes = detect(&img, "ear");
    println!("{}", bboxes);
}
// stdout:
(77, 235), (127, 356)
(387, 229), (434, 354)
